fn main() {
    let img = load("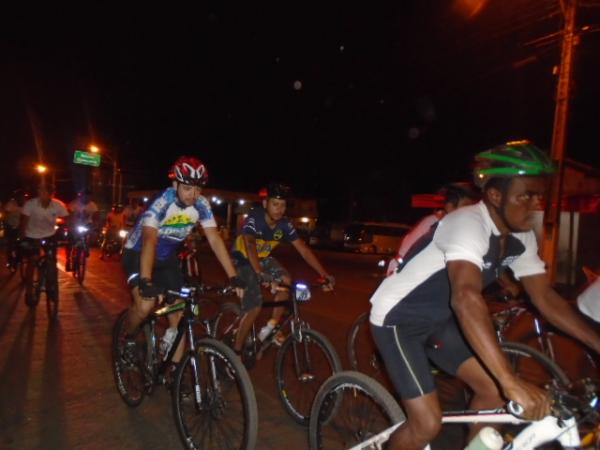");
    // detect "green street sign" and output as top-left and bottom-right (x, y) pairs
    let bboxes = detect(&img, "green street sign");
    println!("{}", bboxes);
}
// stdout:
(73, 150), (102, 167)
